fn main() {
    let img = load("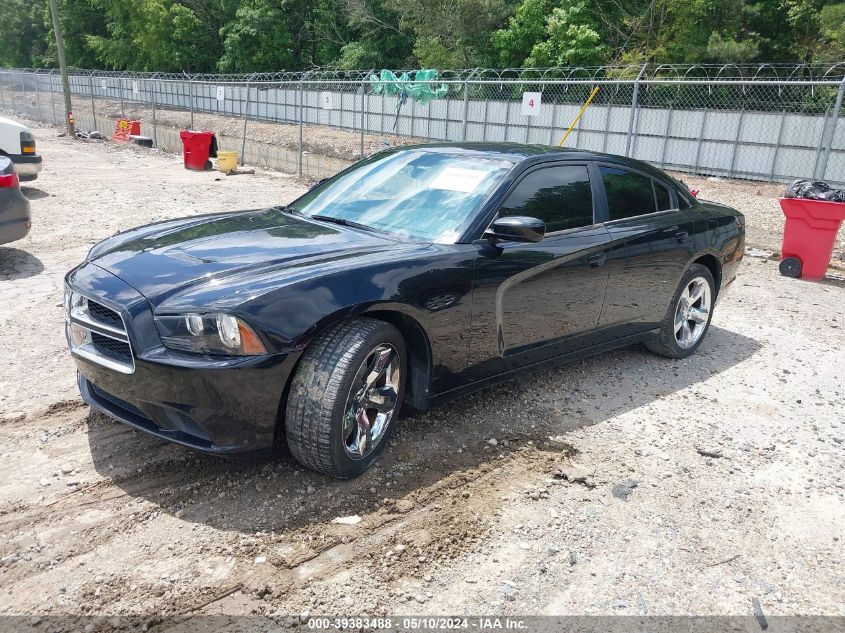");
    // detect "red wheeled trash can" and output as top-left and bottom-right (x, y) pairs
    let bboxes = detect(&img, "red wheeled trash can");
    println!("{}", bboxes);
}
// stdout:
(179, 130), (216, 171)
(778, 197), (845, 279)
